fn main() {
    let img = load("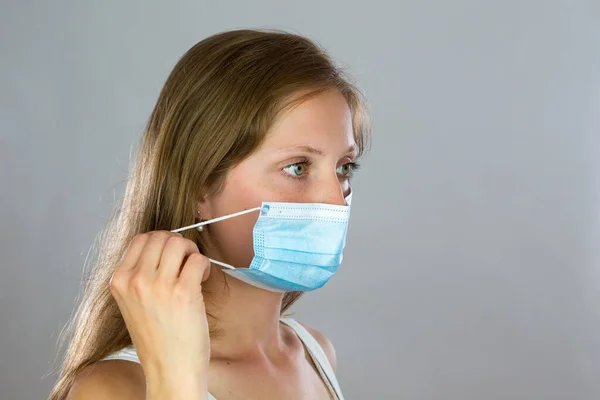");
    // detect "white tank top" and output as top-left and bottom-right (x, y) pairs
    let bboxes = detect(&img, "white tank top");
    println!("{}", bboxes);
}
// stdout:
(101, 318), (344, 400)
